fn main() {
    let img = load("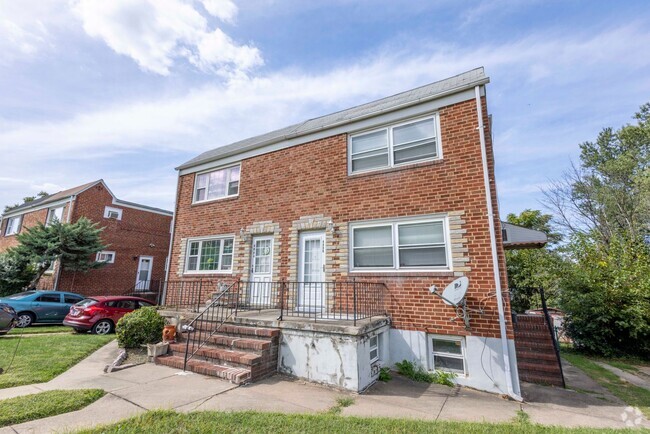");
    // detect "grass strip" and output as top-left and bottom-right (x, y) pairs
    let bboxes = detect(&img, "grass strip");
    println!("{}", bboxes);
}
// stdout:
(0, 389), (104, 427)
(8, 325), (73, 335)
(78, 409), (629, 433)
(0, 334), (113, 389)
